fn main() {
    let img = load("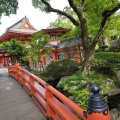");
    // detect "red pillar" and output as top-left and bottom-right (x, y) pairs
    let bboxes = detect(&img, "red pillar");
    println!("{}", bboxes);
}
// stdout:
(52, 51), (57, 62)
(42, 56), (46, 65)
(74, 49), (79, 63)
(66, 51), (69, 59)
